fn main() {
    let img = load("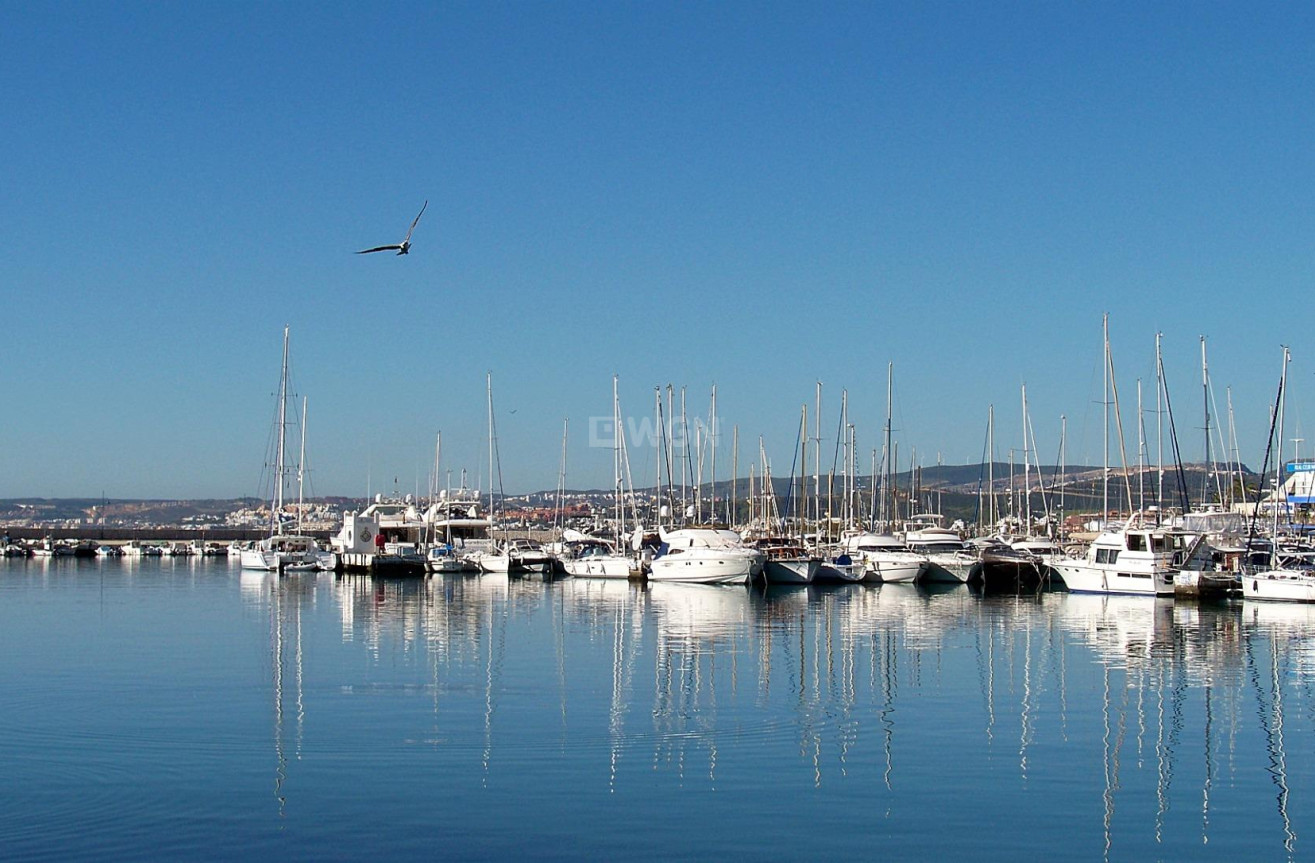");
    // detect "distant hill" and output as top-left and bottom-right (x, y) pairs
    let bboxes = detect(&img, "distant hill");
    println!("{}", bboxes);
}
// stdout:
(1, 460), (1262, 529)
